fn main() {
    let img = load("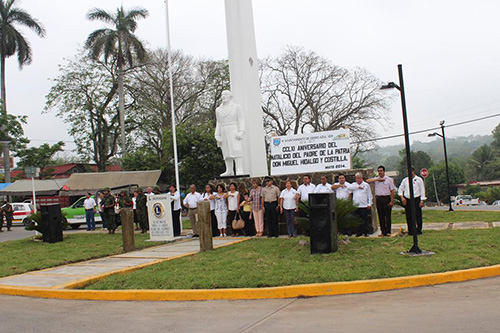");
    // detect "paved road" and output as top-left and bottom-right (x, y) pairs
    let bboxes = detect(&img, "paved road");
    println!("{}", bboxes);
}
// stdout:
(2, 277), (499, 332)
(0, 224), (90, 243)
